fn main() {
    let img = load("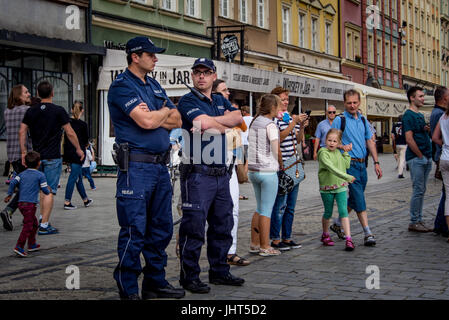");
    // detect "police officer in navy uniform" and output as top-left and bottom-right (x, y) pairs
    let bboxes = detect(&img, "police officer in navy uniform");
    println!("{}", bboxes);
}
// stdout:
(107, 36), (185, 300)
(177, 58), (245, 293)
